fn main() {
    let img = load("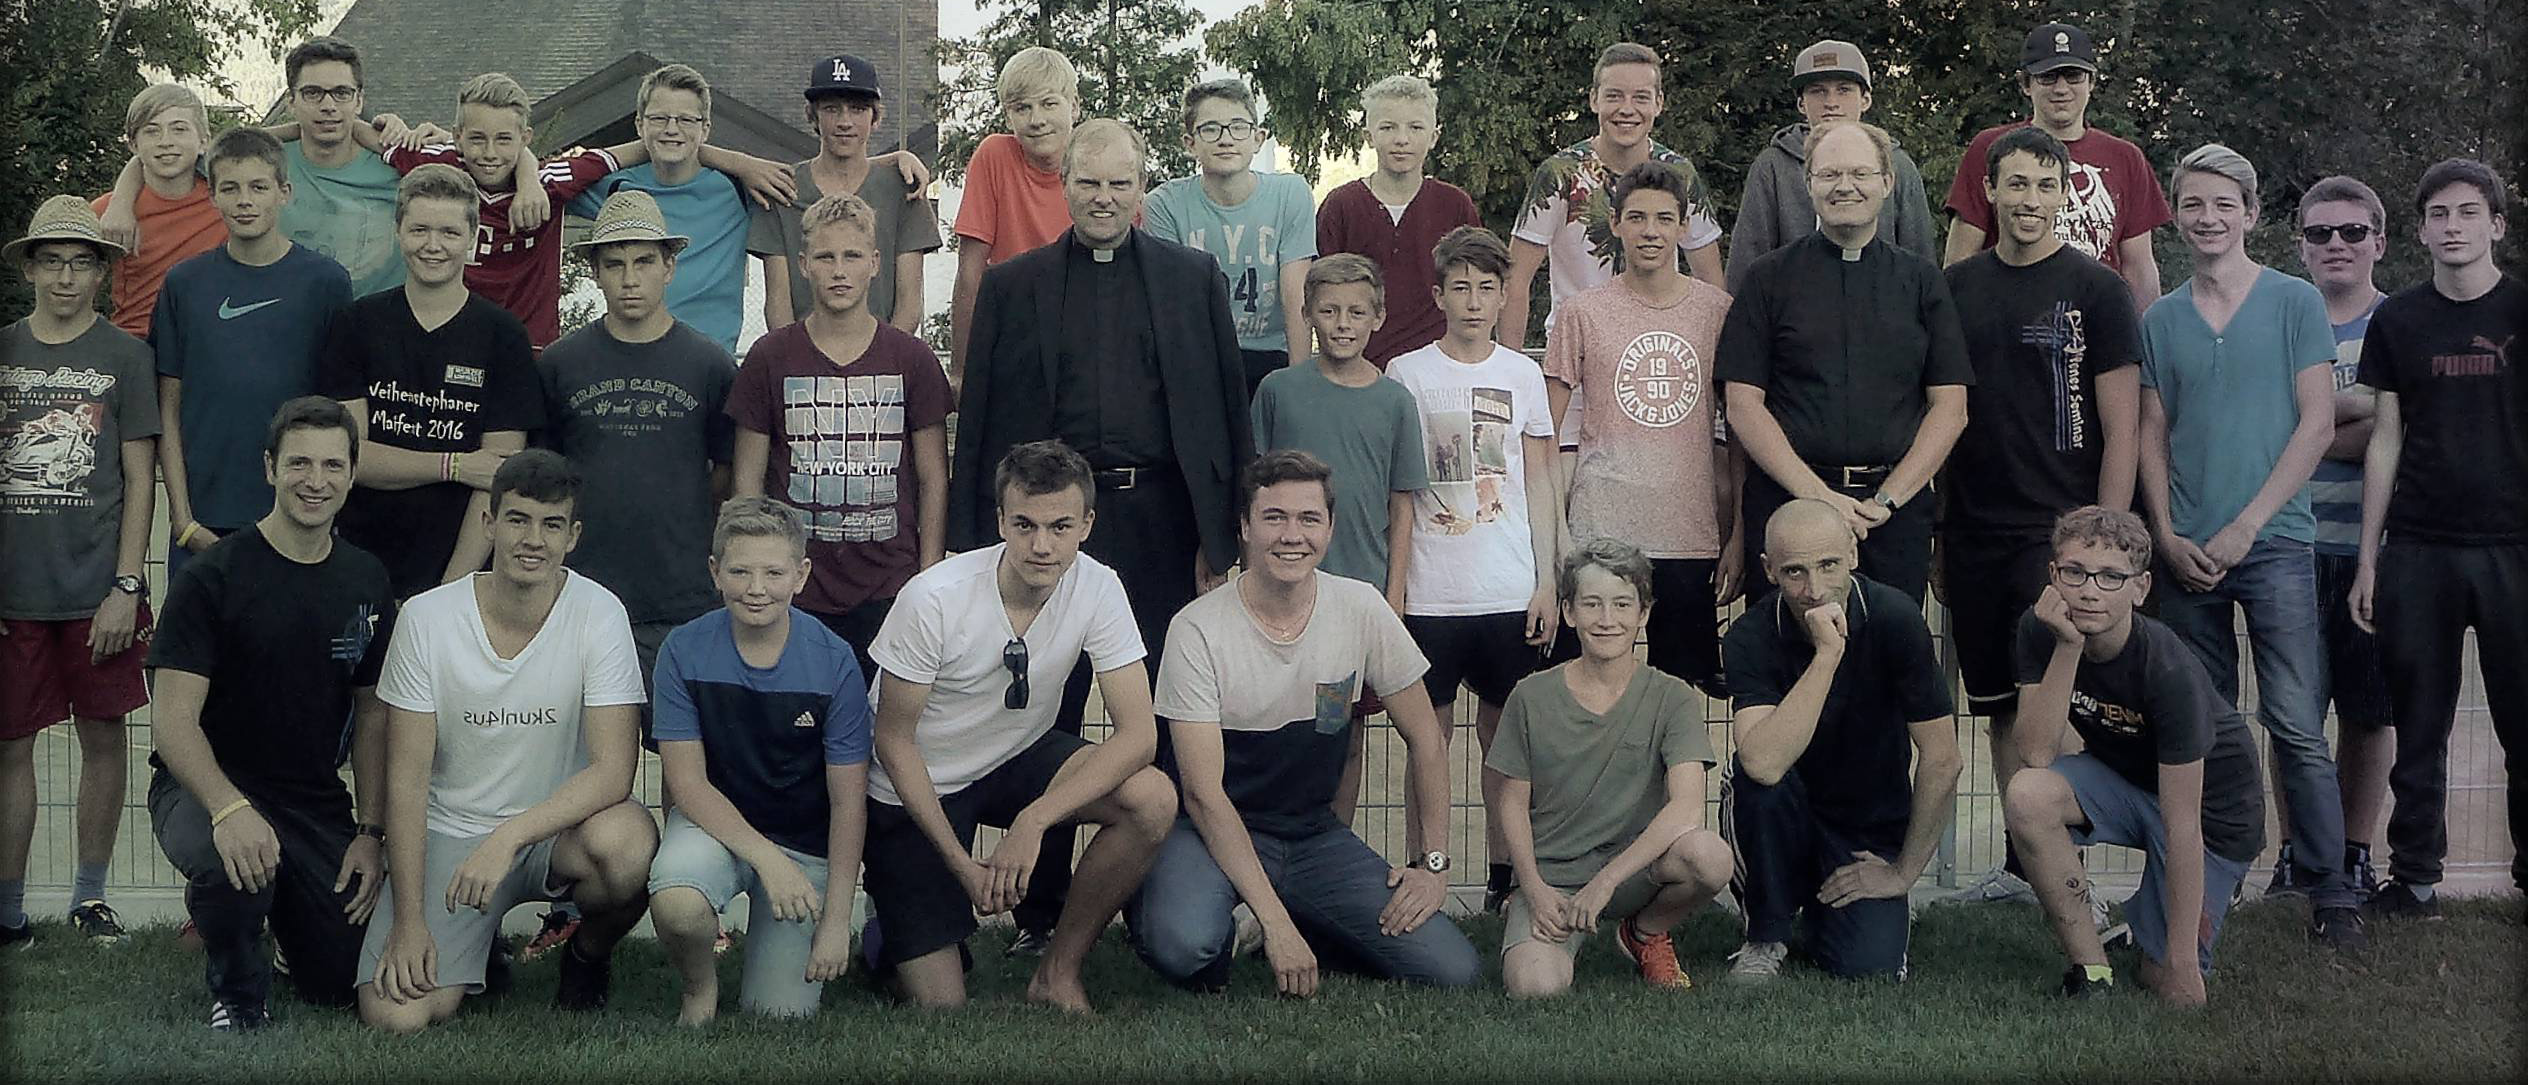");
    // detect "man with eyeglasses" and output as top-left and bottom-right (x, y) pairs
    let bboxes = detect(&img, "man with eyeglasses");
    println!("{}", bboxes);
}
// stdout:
(861, 439), (1177, 1013)
(1942, 23), (2169, 310)
(1718, 120), (1972, 603)
(273, 37), (406, 297)
(2003, 505), (2264, 1005)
